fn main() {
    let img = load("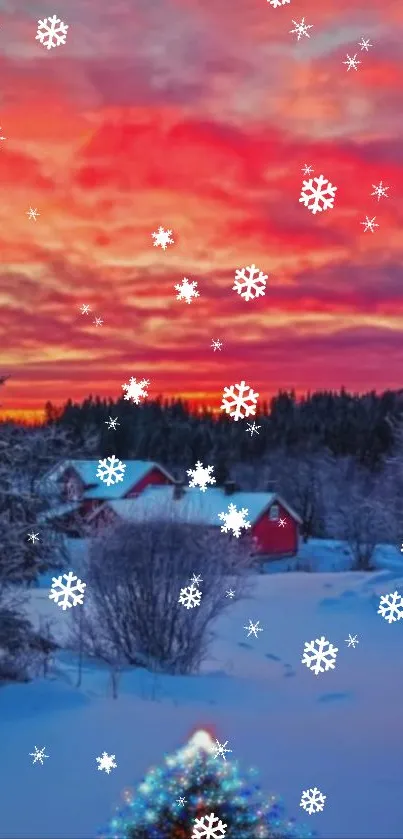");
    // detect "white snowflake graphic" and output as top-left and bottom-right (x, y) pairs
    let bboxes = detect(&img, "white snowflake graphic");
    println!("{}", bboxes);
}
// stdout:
(246, 421), (260, 436)
(190, 573), (203, 585)
(187, 461), (216, 492)
(105, 416), (120, 430)
(218, 503), (251, 538)
(29, 746), (49, 765)
(377, 590), (403, 623)
(49, 572), (86, 611)
(301, 636), (338, 675)
(178, 582), (202, 609)
(301, 164), (314, 175)
(359, 37), (372, 51)
(192, 812), (227, 838)
(232, 264), (268, 301)
(360, 215), (379, 232)
(175, 277), (200, 304)
(0, 128), (6, 143)
(371, 181), (389, 201)
(176, 797), (187, 806)
(80, 304), (91, 314)
(244, 619), (263, 638)
(93, 317), (103, 327)
(96, 752), (117, 774)
(27, 531), (39, 544)
(96, 455), (126, 486)
(268, 0), (290, 6)
(213, 739), (232, 760)
(36, 15), (69, 50)
(225, 589), (235, 598)
(345, 634), (359, 647)
(221, 381), (259, 421)
(299, 174), (337, 215)
(26, 207), (40, 221)
(122, 376), (149, 404)
(278, 517), (286, 527)
(300, 787), (326, 815)
(343, 53), (361, 71)
(290, 18), (313, 40)
(152, 226), (174, 250)
(211, 339), (222, 351)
